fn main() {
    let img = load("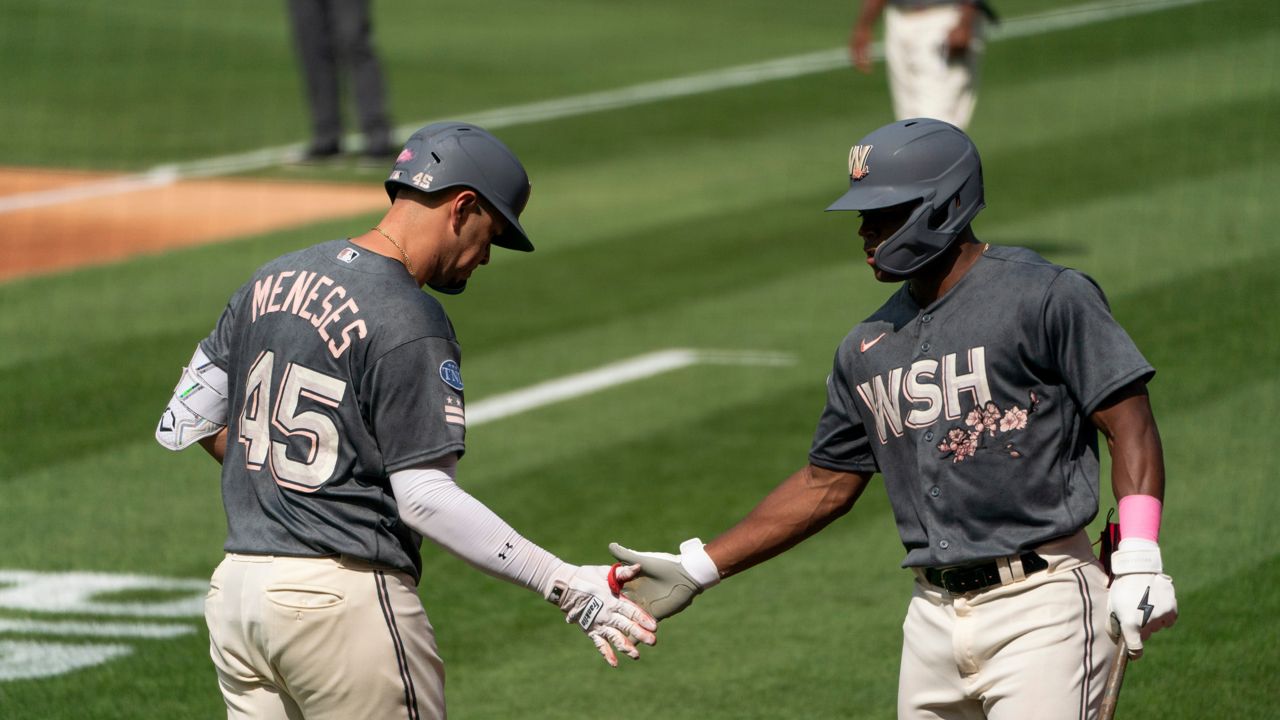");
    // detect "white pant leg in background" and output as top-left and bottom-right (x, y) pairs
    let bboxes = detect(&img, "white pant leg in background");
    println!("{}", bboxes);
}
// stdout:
(205, 554), (447, 720)
(897, 531), (1117, 720)
(884, 4), (985, 130)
